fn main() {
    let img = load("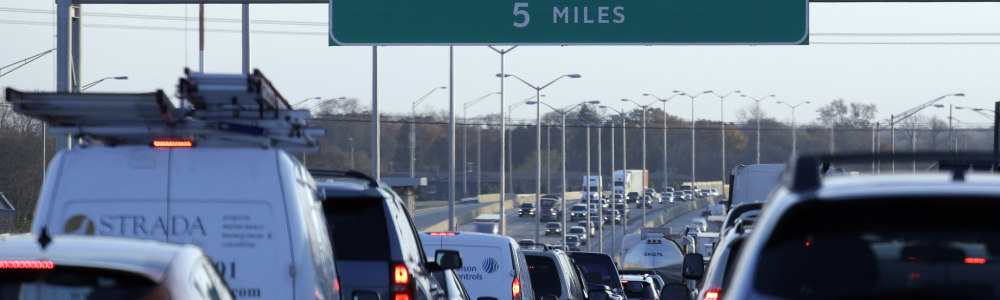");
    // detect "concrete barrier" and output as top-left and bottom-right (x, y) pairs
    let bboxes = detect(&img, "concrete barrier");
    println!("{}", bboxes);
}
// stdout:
(638, 197), (715, 232)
